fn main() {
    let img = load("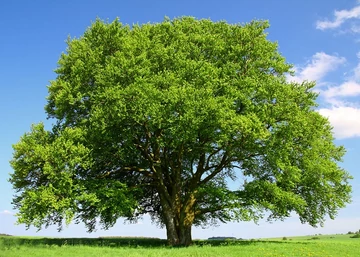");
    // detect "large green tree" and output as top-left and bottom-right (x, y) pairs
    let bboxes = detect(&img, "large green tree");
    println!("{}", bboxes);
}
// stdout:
(10, 17), (352, 246)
